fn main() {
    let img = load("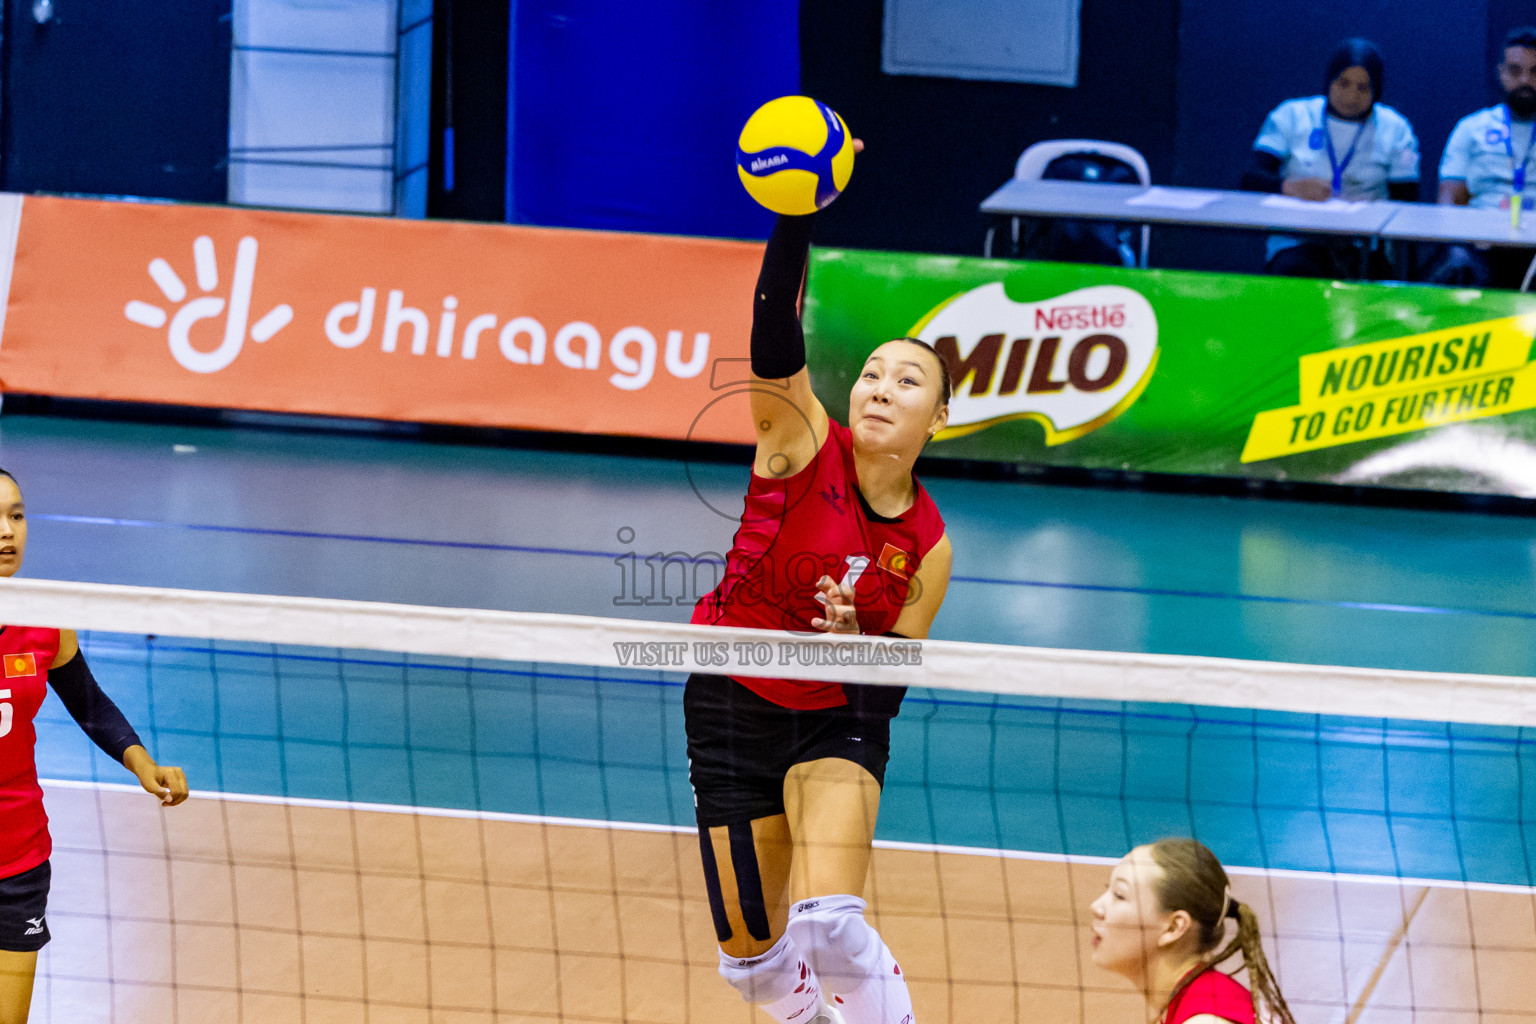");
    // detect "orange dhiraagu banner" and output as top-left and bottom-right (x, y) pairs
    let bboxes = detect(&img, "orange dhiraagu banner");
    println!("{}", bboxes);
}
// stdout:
(0, 195), (761, 443)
